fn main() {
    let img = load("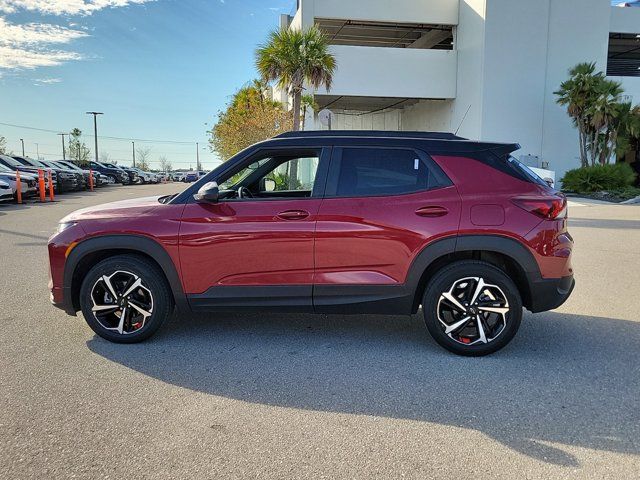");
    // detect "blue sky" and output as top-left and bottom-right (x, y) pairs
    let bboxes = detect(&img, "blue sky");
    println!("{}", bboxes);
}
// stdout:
(0, 0), (292, 169)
